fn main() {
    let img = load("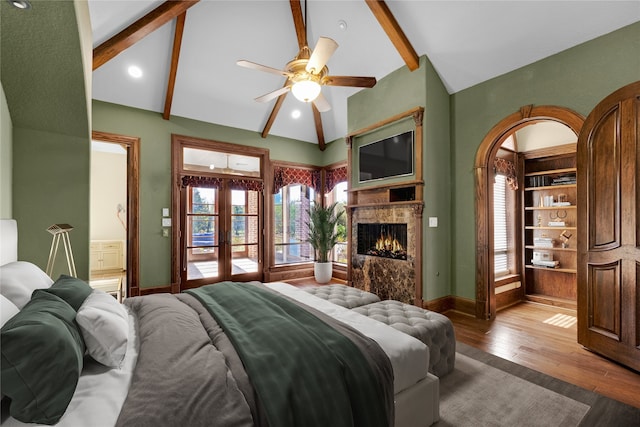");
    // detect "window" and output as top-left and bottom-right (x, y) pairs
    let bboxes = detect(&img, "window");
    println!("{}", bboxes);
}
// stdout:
(493, 174), (509, 277)
(273, 184), (316, 265)
(325, 181), (348, 264)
